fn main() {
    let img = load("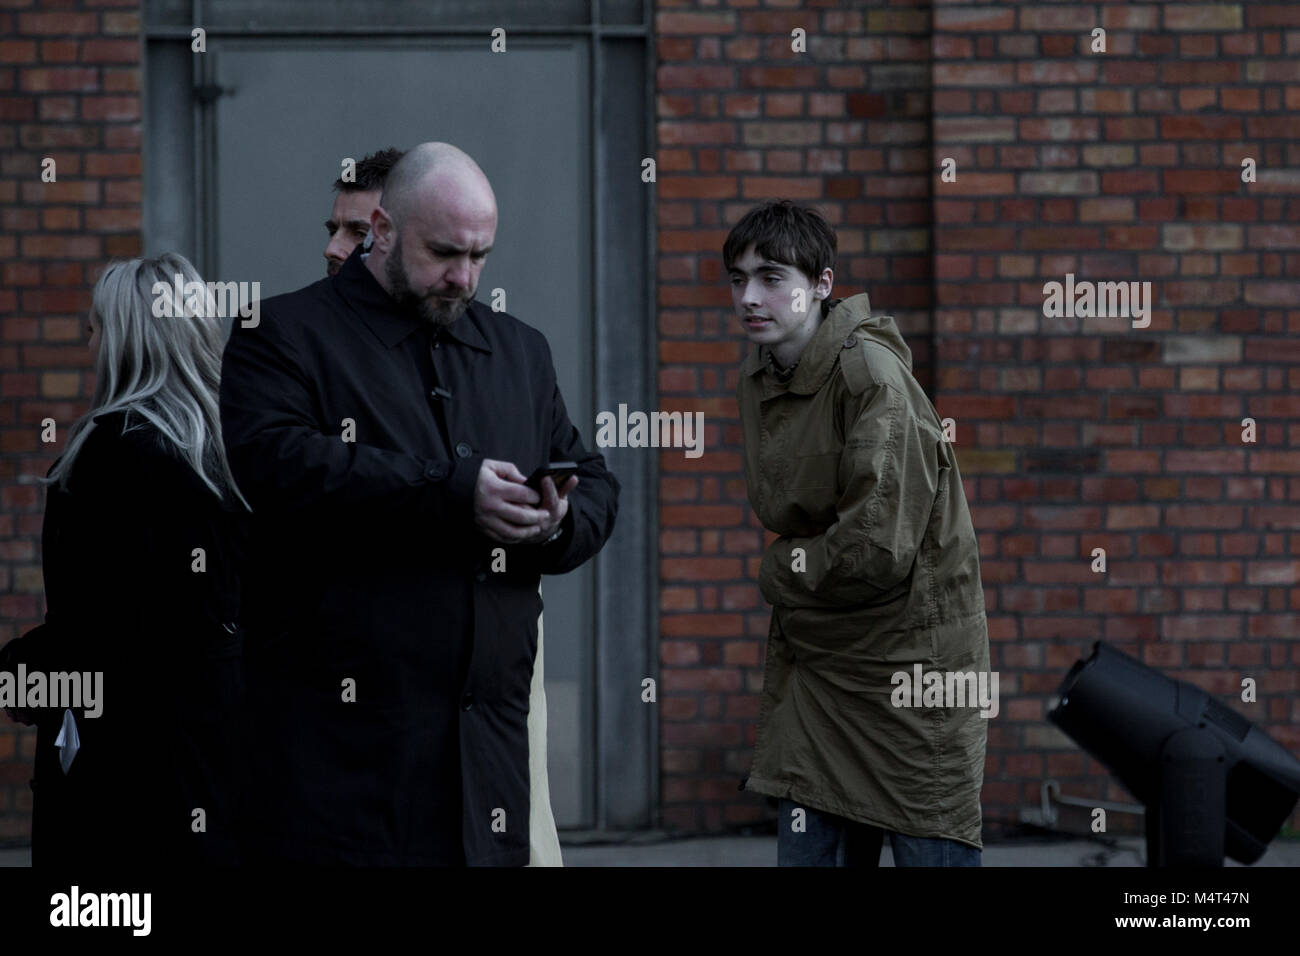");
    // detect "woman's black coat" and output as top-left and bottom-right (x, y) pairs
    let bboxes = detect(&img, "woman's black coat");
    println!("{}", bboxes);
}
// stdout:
(2, 408), (246, 866)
